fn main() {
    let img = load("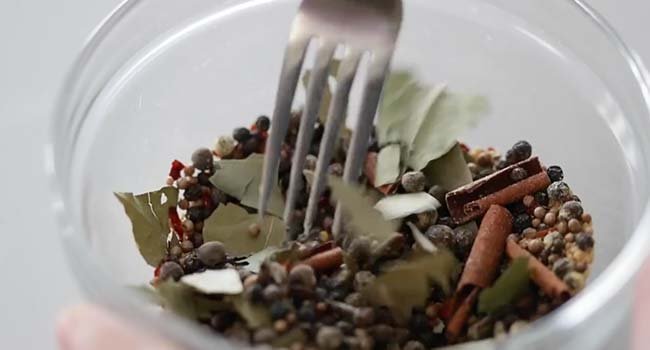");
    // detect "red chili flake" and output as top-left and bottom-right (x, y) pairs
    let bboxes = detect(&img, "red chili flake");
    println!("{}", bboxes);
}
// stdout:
(154, 263), (162, 278)
(169, 160), (185, 180)
(168, 207), (183, 234)
(459, 143), (470, 154)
